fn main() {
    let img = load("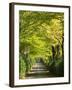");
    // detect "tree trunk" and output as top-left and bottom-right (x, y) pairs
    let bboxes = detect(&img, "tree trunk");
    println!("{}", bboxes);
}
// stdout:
(56, 45), (60, 59)
(52, 46), (55, 61)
